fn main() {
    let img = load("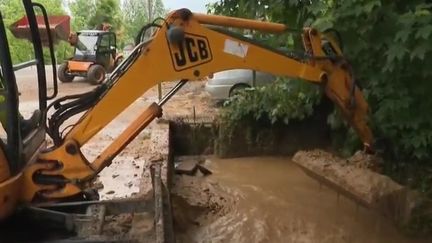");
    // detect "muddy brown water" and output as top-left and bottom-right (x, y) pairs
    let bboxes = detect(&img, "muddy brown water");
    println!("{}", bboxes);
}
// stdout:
(175, 157), (430, 243)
